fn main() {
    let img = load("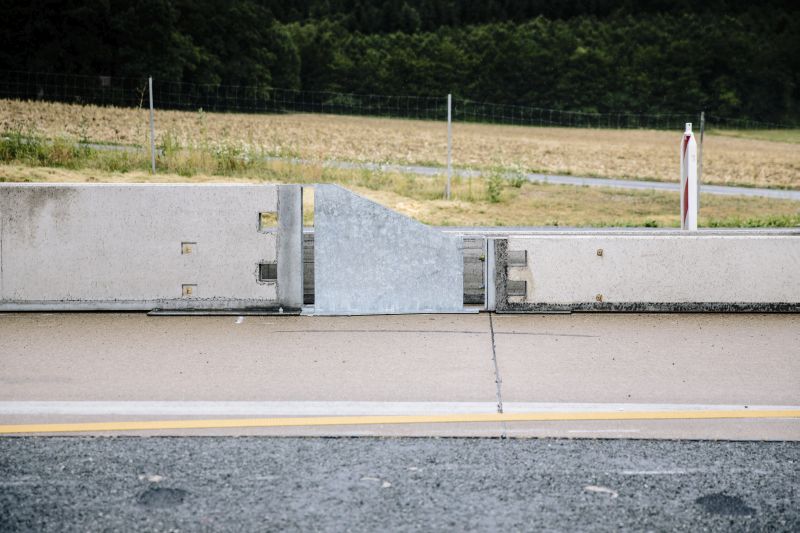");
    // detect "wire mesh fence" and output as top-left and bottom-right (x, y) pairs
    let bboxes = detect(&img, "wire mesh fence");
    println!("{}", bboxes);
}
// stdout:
(0, 71), (150, 109)
(0, 70), (797, 131)
(454, 100), (701, 131)
(0, 70), (448, 121)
